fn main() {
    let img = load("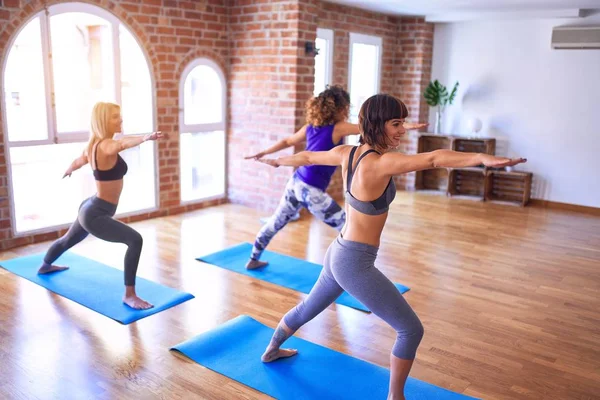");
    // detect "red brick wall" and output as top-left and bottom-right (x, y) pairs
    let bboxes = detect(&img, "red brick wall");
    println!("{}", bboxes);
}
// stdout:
(0, 0), (229, 250)
(315, 2), (400, 199)
(227, 1), (434, 211)
(314, 4), (433, 196)
(0, 0), (433, 250)
(395, 17), (434, 190)
(228, 0), (319, 212)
